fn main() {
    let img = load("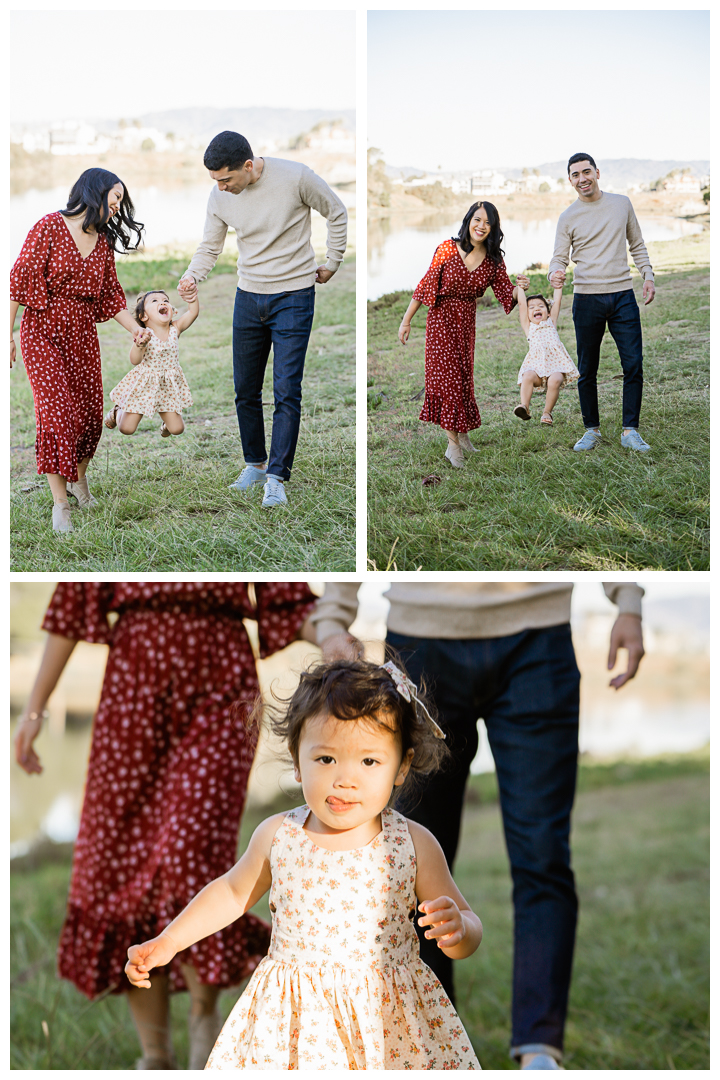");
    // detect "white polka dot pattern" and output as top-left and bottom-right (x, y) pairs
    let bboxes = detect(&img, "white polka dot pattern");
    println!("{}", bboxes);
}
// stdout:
(10, 212), (128, 482)
(413, 239), (517, 434)
(41, 582), (317, 999)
